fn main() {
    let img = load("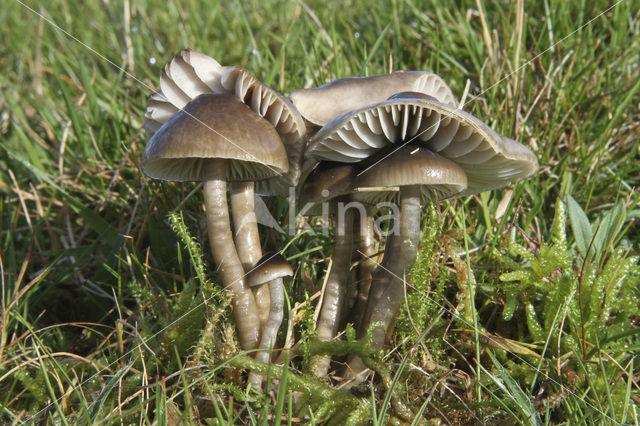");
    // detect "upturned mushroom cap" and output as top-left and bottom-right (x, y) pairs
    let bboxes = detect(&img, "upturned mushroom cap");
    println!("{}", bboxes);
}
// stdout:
(145, 49), (223, 138)
(306, 94), (538, 196)
(220, 66), (308, 195)
(247, 253), (293, 287)
(352, 145), (468, 204)
(144, 49), (307, 195)
(221, 66), (305, 145)
(290, 71), (458, 126)
(146, 51), (305, 143)
(143, 93), (289, 182)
